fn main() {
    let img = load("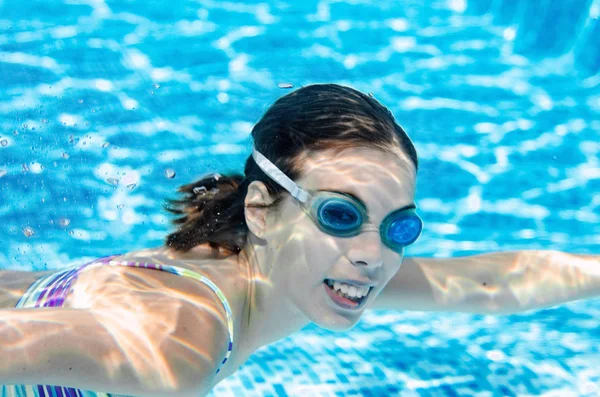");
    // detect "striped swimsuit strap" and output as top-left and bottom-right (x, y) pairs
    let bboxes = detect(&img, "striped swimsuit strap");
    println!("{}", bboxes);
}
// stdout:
(16, 255), (234, 375)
